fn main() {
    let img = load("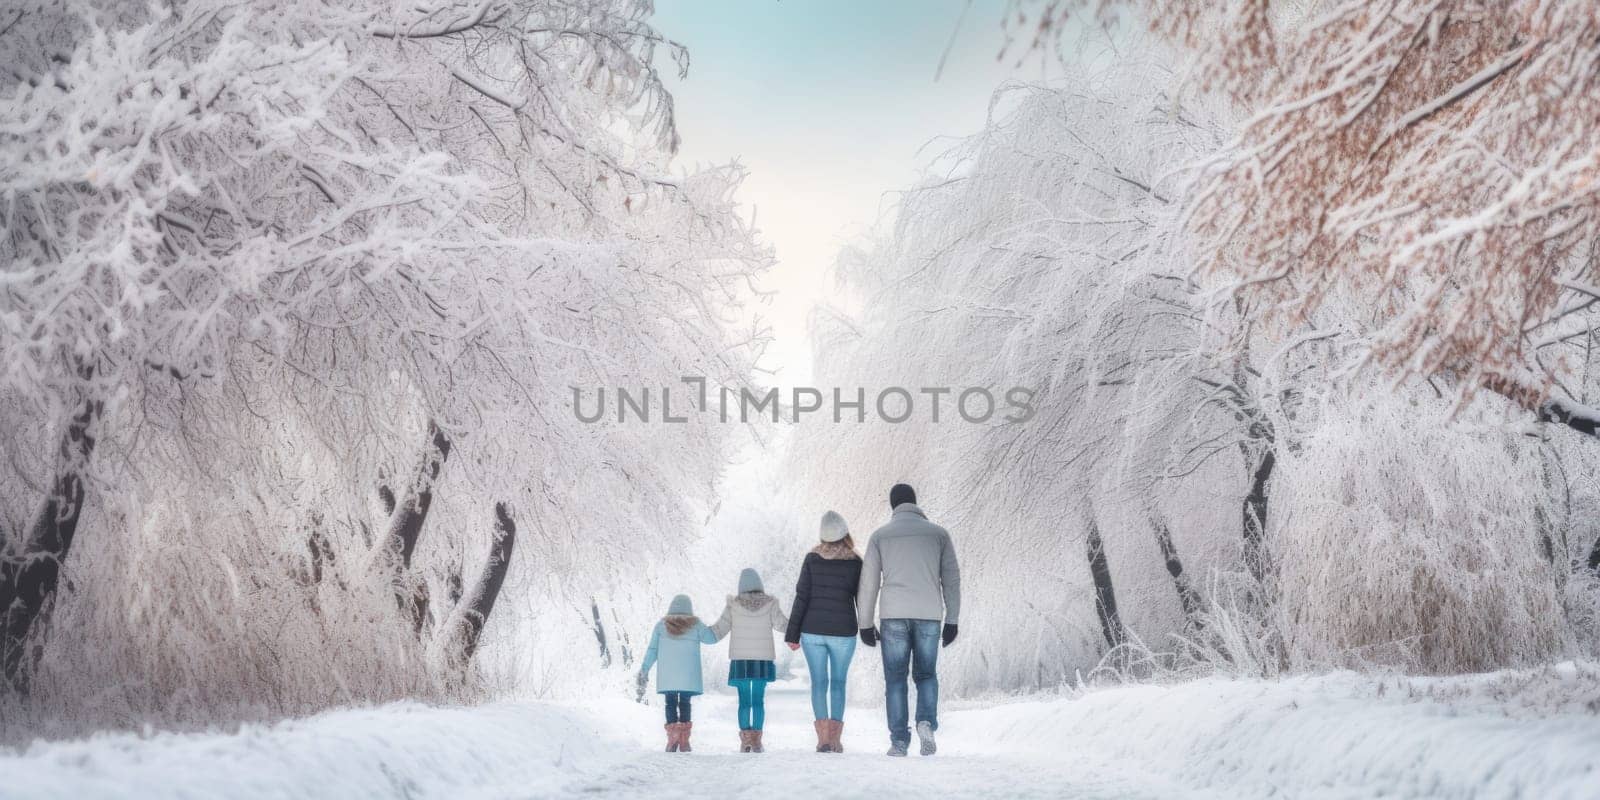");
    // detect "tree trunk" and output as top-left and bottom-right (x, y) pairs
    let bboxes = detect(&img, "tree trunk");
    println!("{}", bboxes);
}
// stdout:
(458, 502), (516, 662)
(1535, 394), (1600, 436)
(1086, 521), (1124, 650)
(1, 394), (100, 692)
(1153, 521), (1201, 625)
(1241, 442), (1274, 582)
(589, 598), (612, 667)
(382, 421), (450, 631)
(305, 521), (335, 586)
(383, 421), (451, 569)
(409, 581), (431, 636)
(1485, 372), (1600, 438)
(618, 627), (634, 668)
(446, 568), (463, 608)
